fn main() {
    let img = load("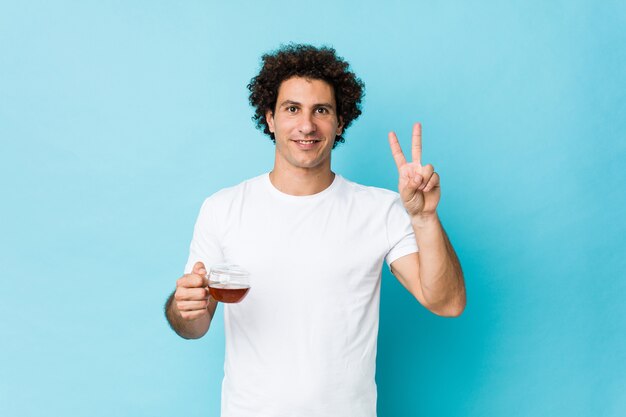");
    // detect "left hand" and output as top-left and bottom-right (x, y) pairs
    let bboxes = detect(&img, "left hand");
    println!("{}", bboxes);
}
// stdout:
(388, 122), (441, 218)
